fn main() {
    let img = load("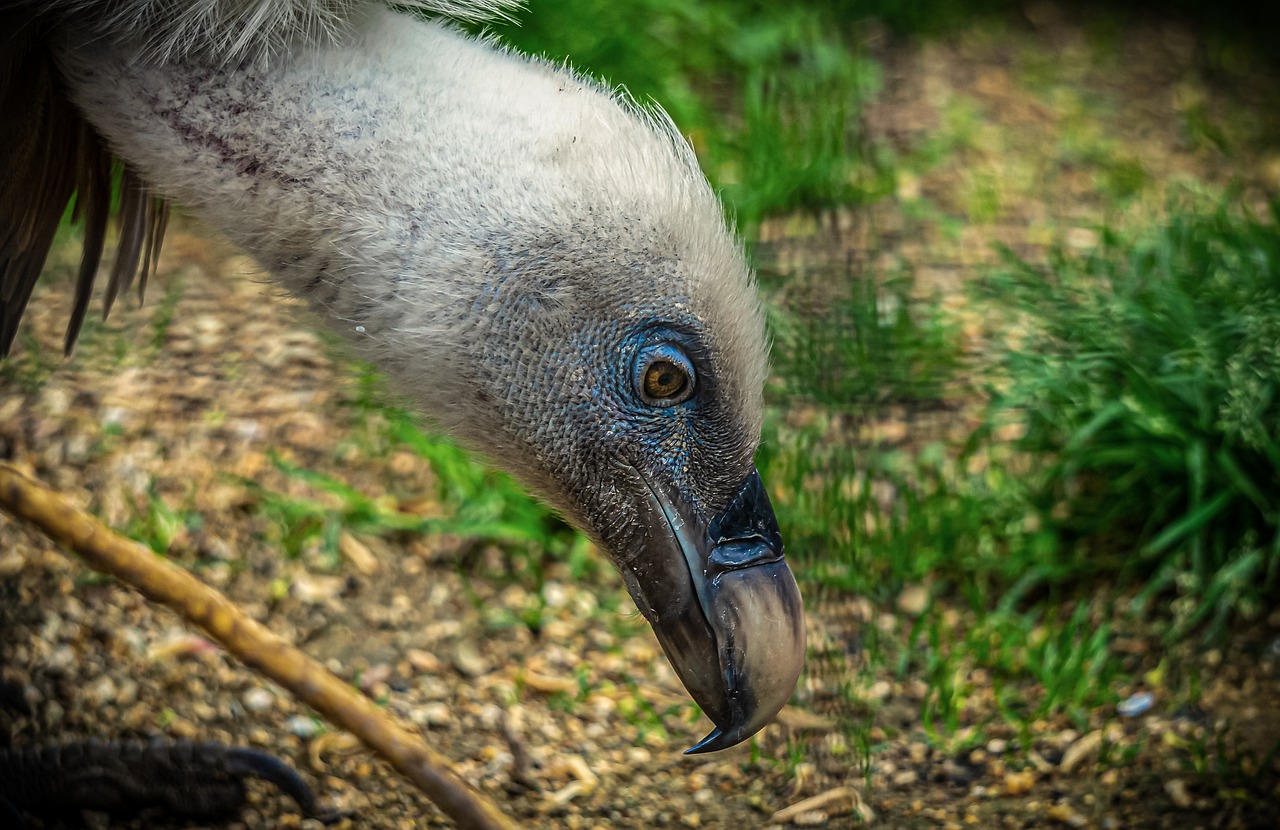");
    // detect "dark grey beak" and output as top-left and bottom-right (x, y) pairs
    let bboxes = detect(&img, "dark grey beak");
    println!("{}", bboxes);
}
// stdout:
(628, 468), (805, 754)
